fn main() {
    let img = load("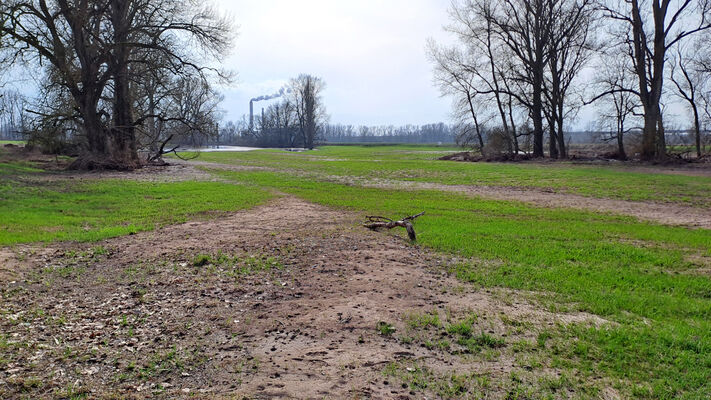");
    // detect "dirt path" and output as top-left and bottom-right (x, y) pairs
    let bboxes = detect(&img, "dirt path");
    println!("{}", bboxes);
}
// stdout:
(346, 178), (711, 230)
(0, 197), (609, 399)
(178, 159), (711, 229)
